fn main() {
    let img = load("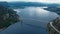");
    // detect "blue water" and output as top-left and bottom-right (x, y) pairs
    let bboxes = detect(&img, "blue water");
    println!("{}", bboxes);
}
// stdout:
(0, 7), (59, 34)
